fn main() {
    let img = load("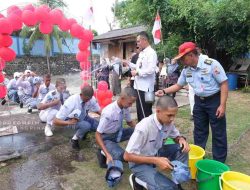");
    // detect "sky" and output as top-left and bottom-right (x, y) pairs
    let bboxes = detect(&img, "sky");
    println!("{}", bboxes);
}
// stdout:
(0, 0), (117, 34)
